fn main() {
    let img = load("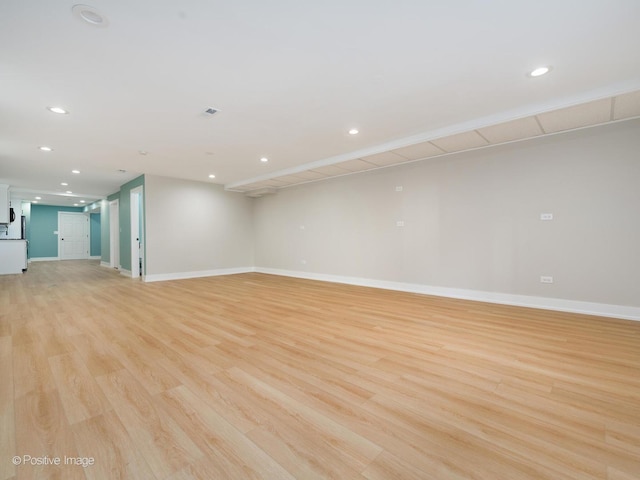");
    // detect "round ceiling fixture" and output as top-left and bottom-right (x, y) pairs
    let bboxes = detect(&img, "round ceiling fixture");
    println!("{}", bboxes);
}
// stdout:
(38, 146), (53, 152)
(47, 106), (69, 114)
(348, 128), (359, 135)
(260, 157), (269, 163)
(72, 4), (109, 28)
(72, 170), (80, 174)
(208, 174), (216, 179)
(529, 66), (552, 77)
